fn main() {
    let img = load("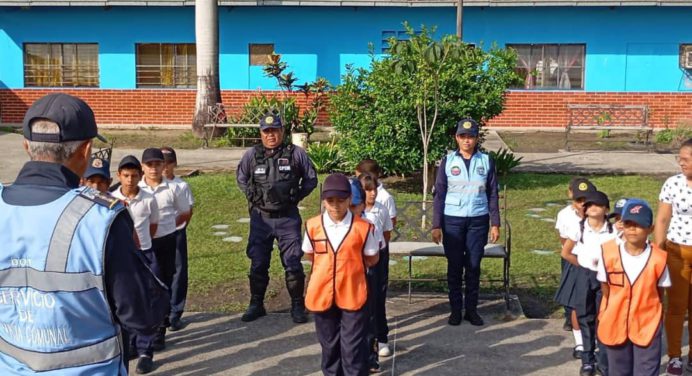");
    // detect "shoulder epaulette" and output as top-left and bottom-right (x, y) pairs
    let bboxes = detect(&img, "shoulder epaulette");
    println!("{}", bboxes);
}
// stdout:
(79, 187), (123, 210)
